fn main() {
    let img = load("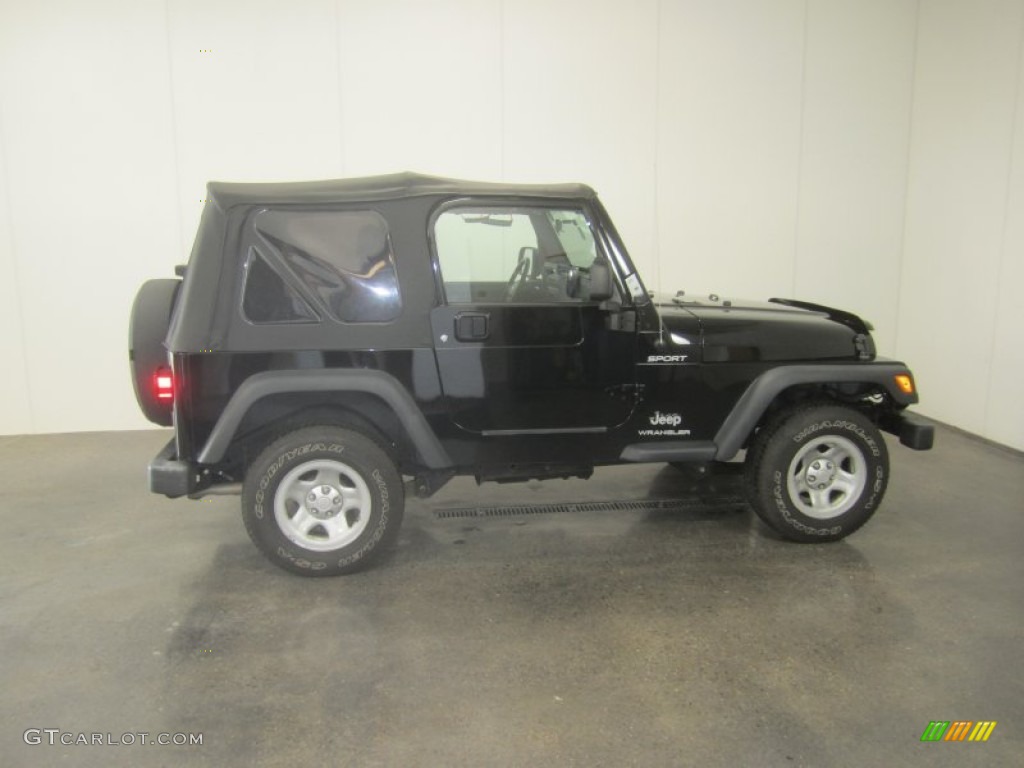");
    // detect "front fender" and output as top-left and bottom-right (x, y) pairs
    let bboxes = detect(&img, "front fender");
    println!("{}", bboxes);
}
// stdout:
(713, 362), (920, 460)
